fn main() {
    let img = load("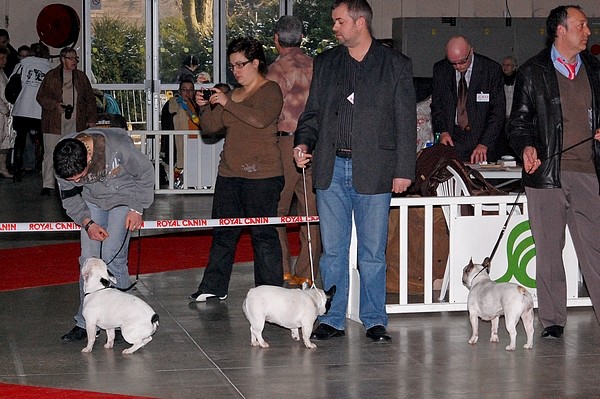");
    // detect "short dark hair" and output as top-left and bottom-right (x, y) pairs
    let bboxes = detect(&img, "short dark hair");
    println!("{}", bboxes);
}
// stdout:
(31, 43), (50, 59)
(214, 82), (231, 93)
(183, 55), (198, 67)
(227, 37), (268, 76)
(54, 139), (88, 179)
(274, 16), (304, 48)
(0, 47), (9, 56)
(546, 5), (582, 42)
(0, 29), (9, 40)
(333, 0), (373, 31)
(178, 78), (195, 89)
